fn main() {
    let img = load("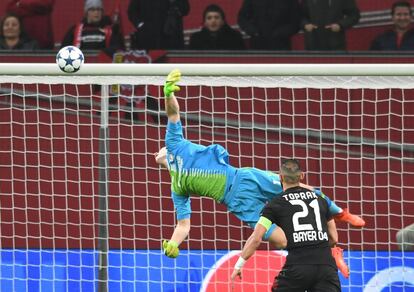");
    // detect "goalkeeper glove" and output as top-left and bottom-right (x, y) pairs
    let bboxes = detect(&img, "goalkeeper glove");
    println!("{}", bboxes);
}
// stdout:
(163, 69), (181, 99)
(162, 240), (179, 258)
